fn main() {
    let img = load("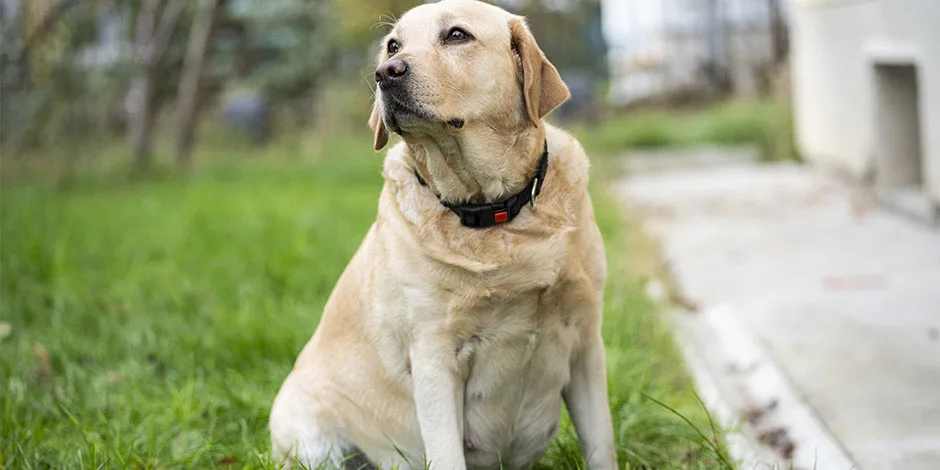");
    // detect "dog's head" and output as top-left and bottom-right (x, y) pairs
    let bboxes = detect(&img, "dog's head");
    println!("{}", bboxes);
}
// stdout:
(369, 0), (569, 151)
